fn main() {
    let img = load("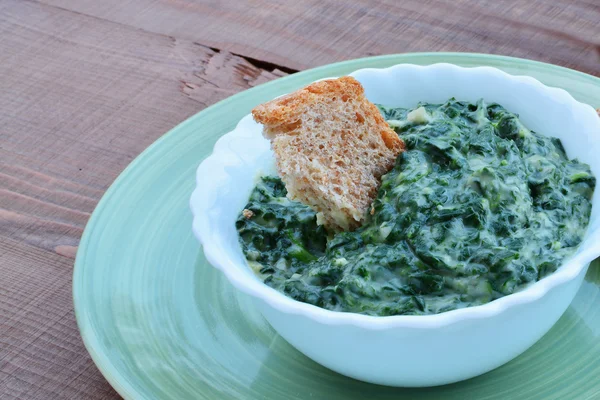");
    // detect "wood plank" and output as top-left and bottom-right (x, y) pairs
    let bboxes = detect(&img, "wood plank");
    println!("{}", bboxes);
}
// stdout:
(0, 236), (119, 399)
(37, 0), (600, 75)
(0, 0), (286, 257)
(0, 0), (285, 398)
